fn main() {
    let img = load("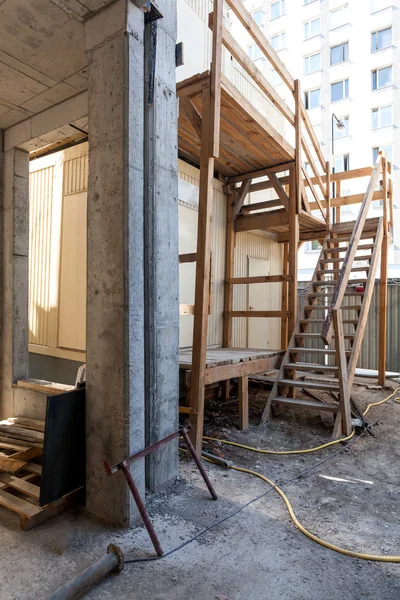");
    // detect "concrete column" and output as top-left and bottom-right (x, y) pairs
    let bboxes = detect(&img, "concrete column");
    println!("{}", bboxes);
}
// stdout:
(0, 137), (29, 419)
(143, 2), (179, 491)
(85, 0), (146, 525)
